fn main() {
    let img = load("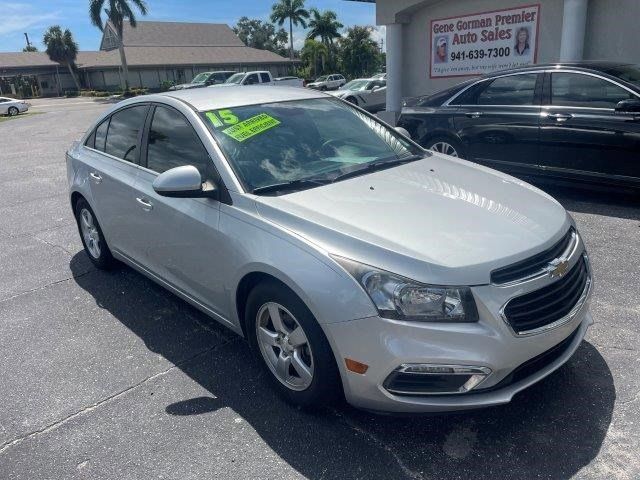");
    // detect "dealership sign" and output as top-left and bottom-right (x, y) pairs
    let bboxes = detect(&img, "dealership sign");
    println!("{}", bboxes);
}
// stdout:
(430, 4), (540, 78)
